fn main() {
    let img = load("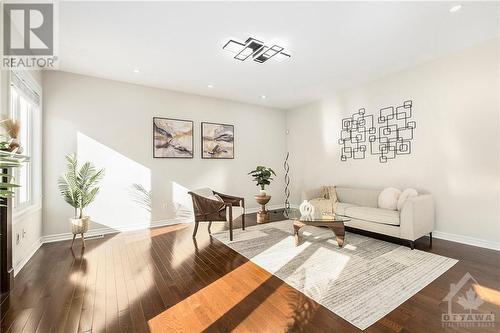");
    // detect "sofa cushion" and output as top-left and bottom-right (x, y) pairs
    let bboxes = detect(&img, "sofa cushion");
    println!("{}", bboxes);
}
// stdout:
(335, 202), (358, 215)
(336, 187), (380, 208)
(344, 206), (400, 226)
(397, 188), (418, 210)
(378, 187), (401, 210)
